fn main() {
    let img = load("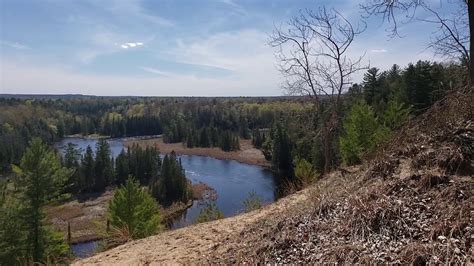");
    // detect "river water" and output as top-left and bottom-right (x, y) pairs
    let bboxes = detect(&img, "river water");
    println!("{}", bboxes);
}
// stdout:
(55, 137), (277, 258)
